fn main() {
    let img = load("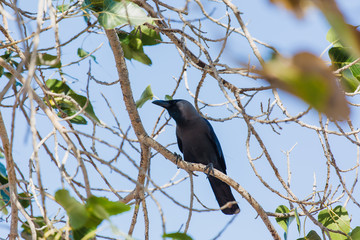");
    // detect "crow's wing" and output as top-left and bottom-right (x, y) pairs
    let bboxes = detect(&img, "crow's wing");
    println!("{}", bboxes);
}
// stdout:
(204, 118), (226, 172)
